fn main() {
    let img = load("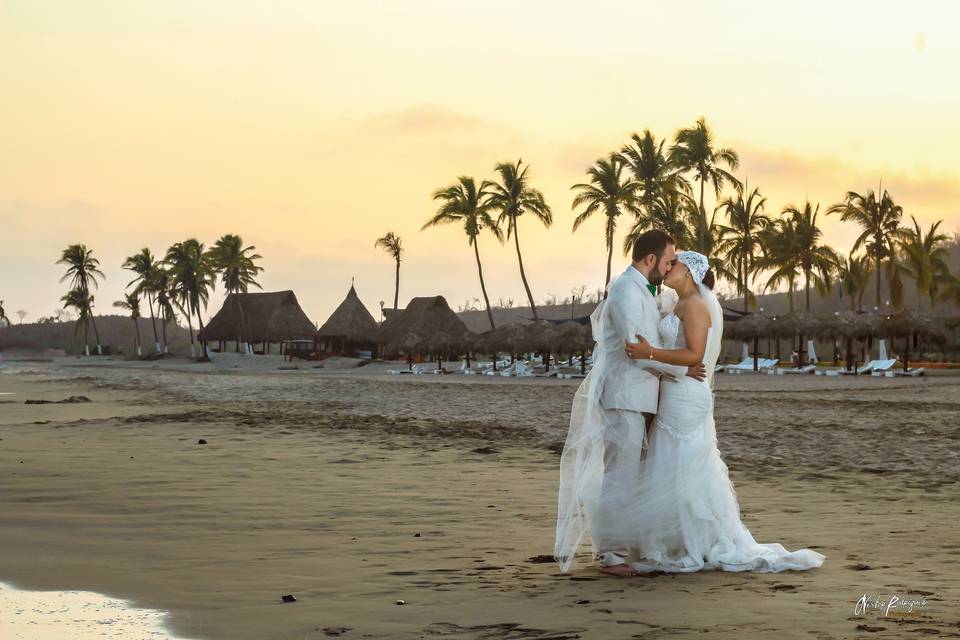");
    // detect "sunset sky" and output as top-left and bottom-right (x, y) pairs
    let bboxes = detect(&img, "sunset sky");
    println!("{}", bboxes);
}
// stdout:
(2, 1), (959, 325)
